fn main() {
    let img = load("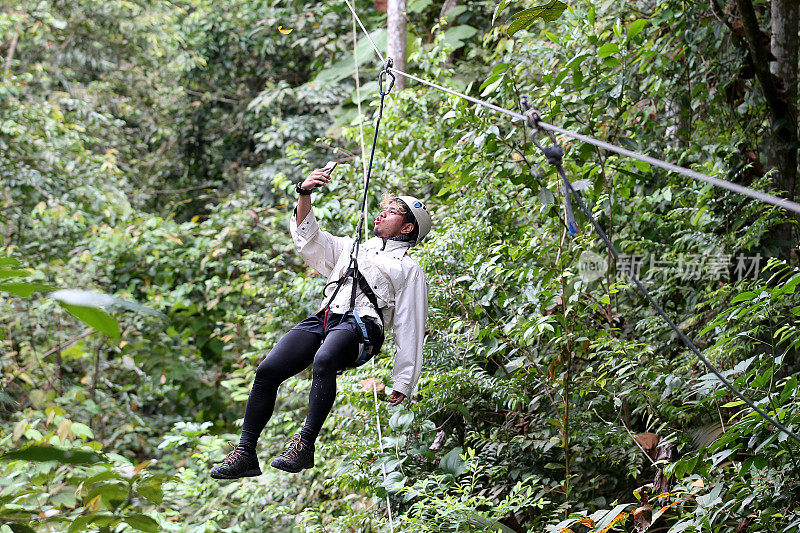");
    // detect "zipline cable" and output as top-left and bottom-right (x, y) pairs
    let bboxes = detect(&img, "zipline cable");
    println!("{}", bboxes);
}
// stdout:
(342, 2), (800, 217)
(351, 16), (396, 531)
(343, 0), (800, 445)
(523, 111), (800, 444)
(343, 0), (385, 64)
(389, 64), (800, 216)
